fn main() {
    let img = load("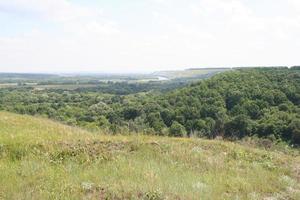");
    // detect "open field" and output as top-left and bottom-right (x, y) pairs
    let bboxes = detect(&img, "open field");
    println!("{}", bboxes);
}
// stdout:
(0, 111), (299, 199)
(152, 68), (230, 79)
(0, 69), (228, 90)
